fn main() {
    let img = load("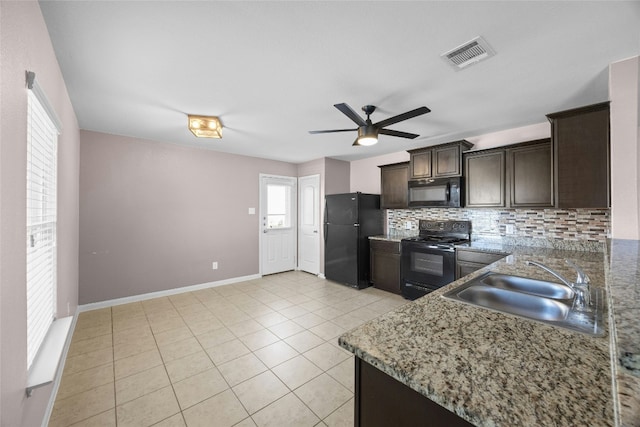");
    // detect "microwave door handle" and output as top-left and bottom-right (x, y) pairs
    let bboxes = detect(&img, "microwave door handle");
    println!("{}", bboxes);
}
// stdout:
(445, 182), (451, 202)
